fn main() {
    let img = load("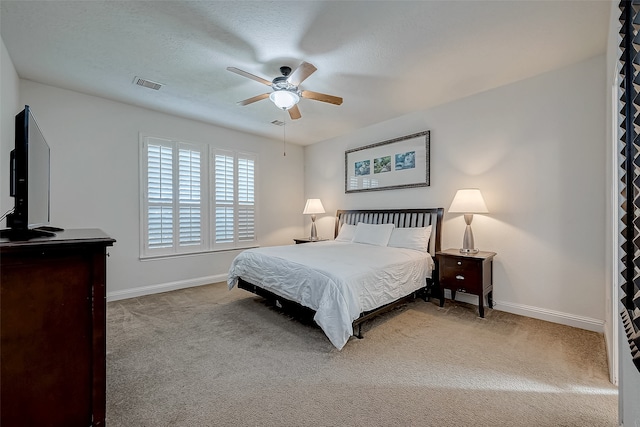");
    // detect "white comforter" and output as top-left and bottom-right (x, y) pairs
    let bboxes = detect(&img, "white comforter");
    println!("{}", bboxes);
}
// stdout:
(227, 241), (434, 350)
